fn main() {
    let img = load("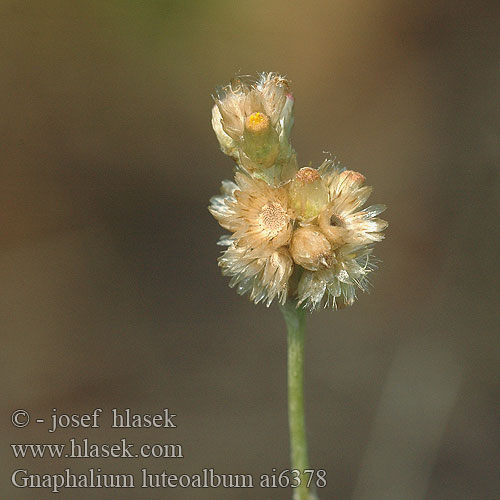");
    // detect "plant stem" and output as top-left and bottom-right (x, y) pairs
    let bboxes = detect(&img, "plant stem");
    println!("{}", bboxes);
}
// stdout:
(280, 301), (316, 500)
